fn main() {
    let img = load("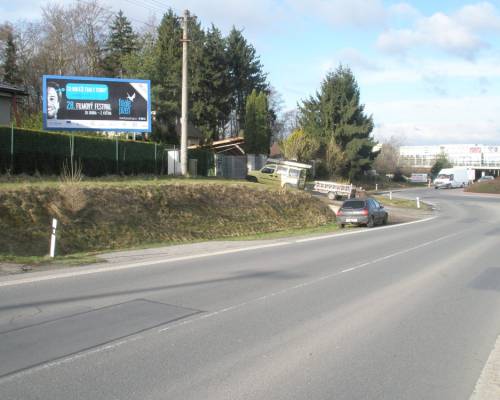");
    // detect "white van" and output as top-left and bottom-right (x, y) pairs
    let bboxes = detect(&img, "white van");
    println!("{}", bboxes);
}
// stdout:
(434, 167), (469, 189)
